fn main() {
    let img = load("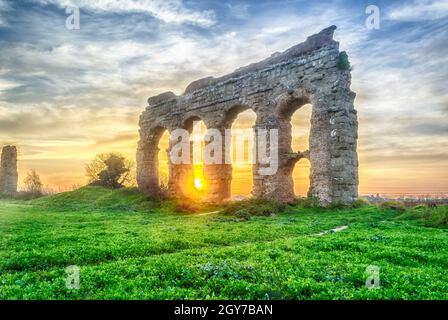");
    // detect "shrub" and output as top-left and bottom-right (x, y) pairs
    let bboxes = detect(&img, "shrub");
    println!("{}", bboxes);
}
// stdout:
(327, 201), (349, 210)
(292, 197), (369, 210)
(379, 201), (406, 213)
(86, 153), (133, 189)
(396, 205), (448, 228)
(155, 182), (169, 200)
(433, 207), (448, 226)
(172, 199), (214, 214)
(232, 209), (252, 220)
(337, 51), (352, 71)
(221, 198), (287, 218)
(23, 170), (43, 196)
(351, 198), (371, 208)
(301, 196), (322, 208)
(174, 200), (199, 213)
